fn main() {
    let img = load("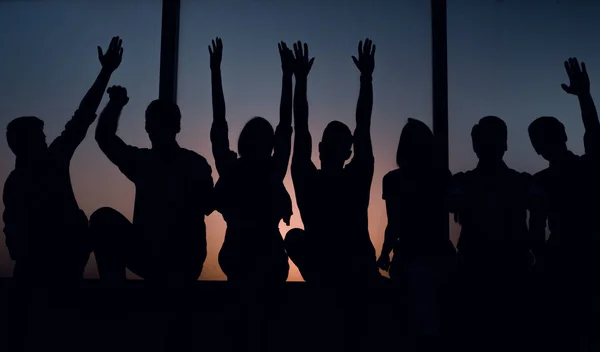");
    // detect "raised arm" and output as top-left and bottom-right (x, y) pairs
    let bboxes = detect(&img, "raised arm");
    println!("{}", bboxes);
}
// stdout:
(561, 58), (599, 136)
(291, 41), (315, 165)
(95, 86), (140, 180)
(272, 42), (295, 181)
(351, 39), (375, 162)
(209, 37), (236, 175)
(50, 37), (123, 158)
